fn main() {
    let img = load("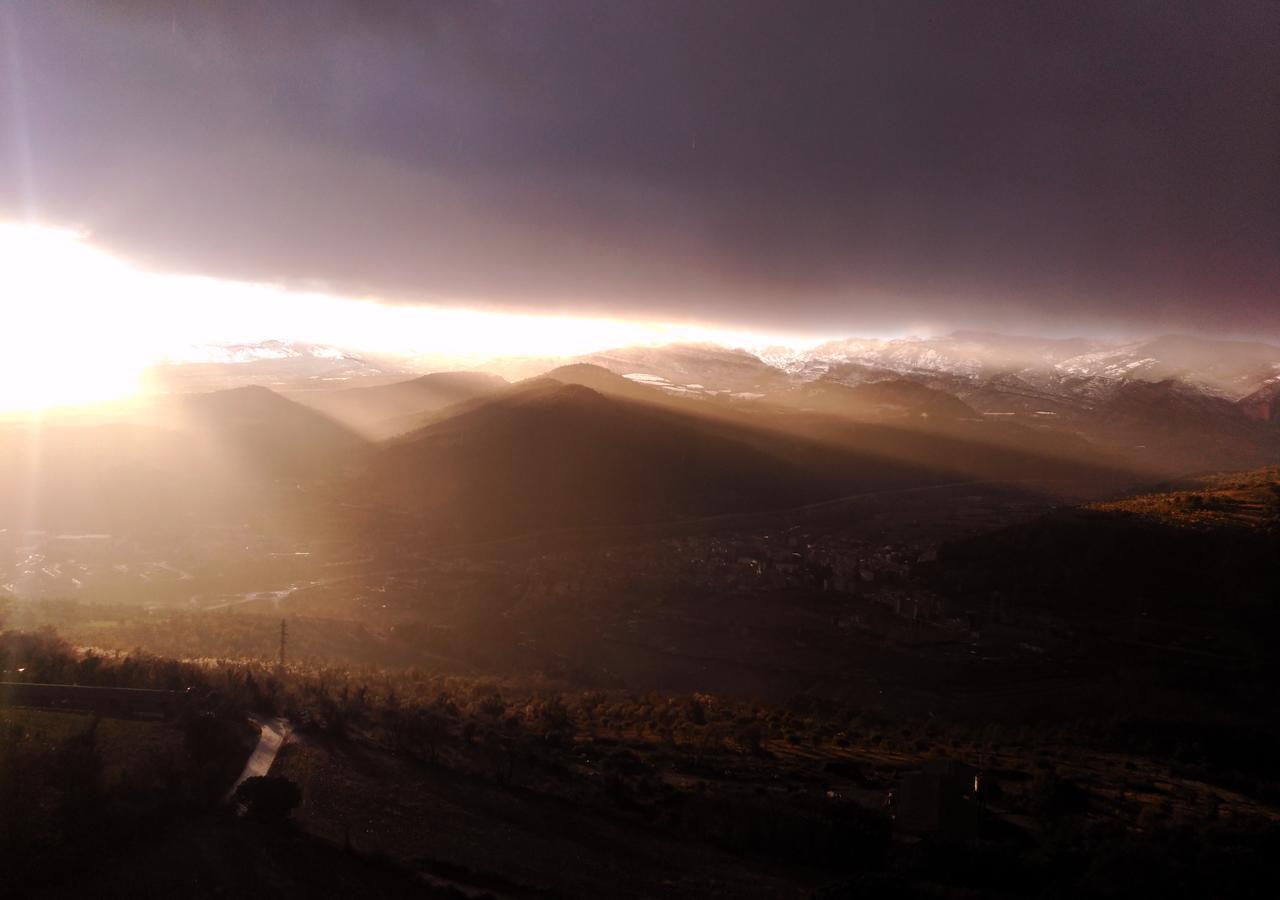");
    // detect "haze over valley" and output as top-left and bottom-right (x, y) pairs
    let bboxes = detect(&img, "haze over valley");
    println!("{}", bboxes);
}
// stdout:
(6, 326), (1279, 726)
